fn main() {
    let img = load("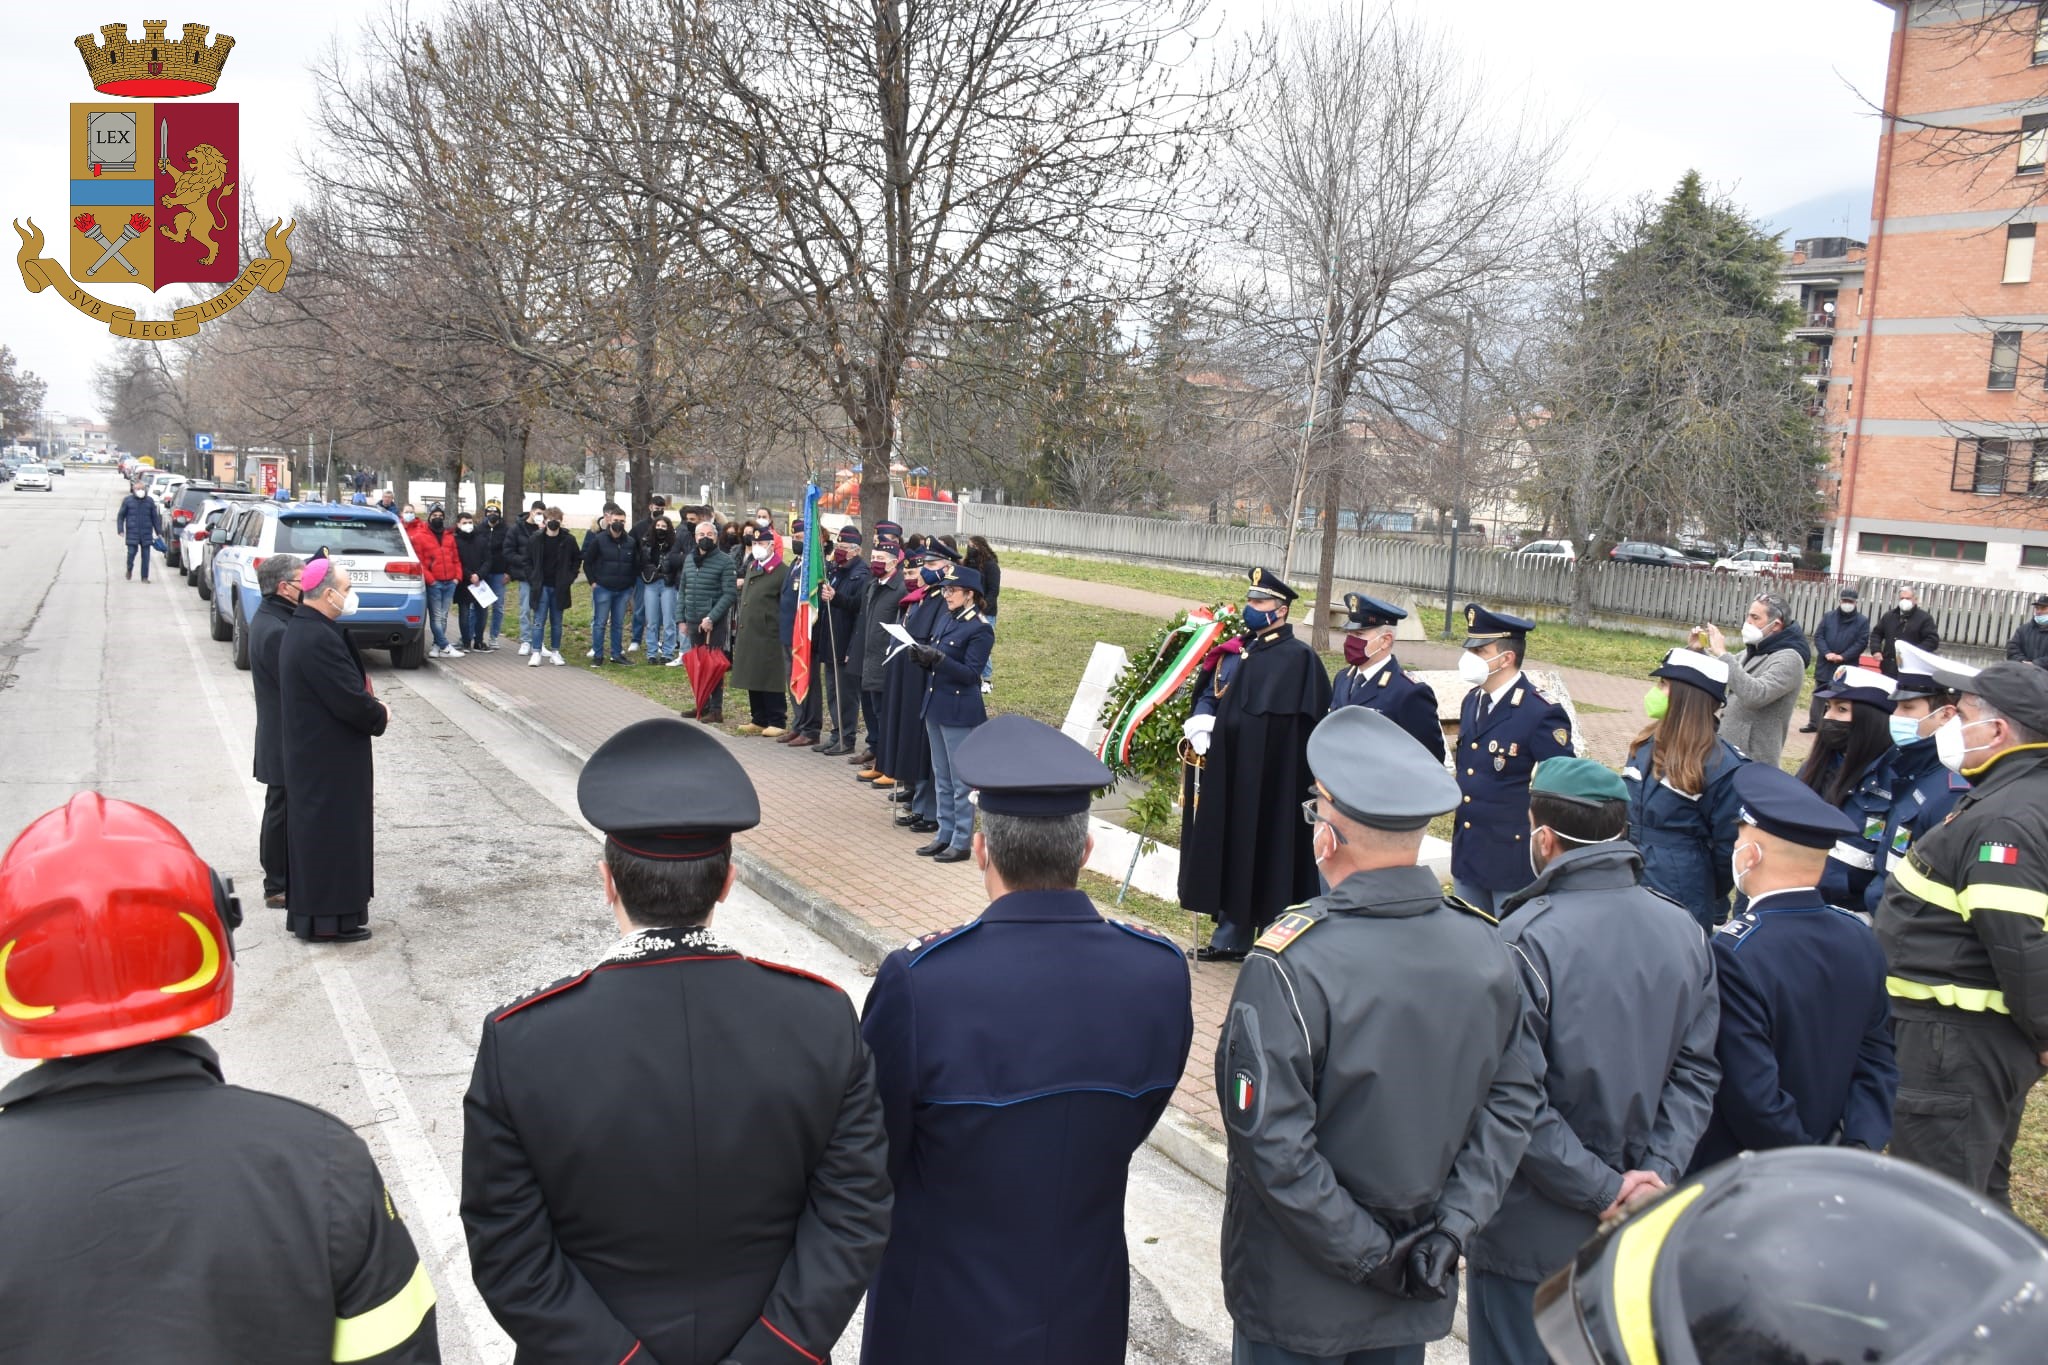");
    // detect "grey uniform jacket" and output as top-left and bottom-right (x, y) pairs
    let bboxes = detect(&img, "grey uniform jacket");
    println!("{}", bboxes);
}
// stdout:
(1216, 865), (1540, 1356)
(1468, 843), (1721, 1283)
